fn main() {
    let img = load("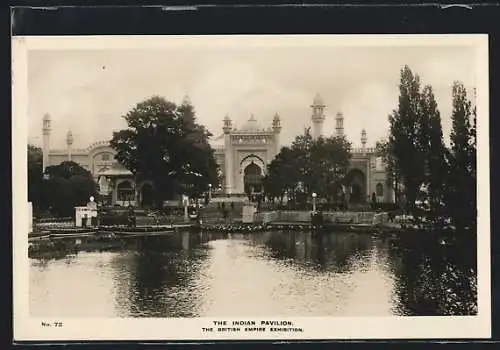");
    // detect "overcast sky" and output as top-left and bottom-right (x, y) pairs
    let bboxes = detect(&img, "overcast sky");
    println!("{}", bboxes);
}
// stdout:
(27, 43), (476, 150)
